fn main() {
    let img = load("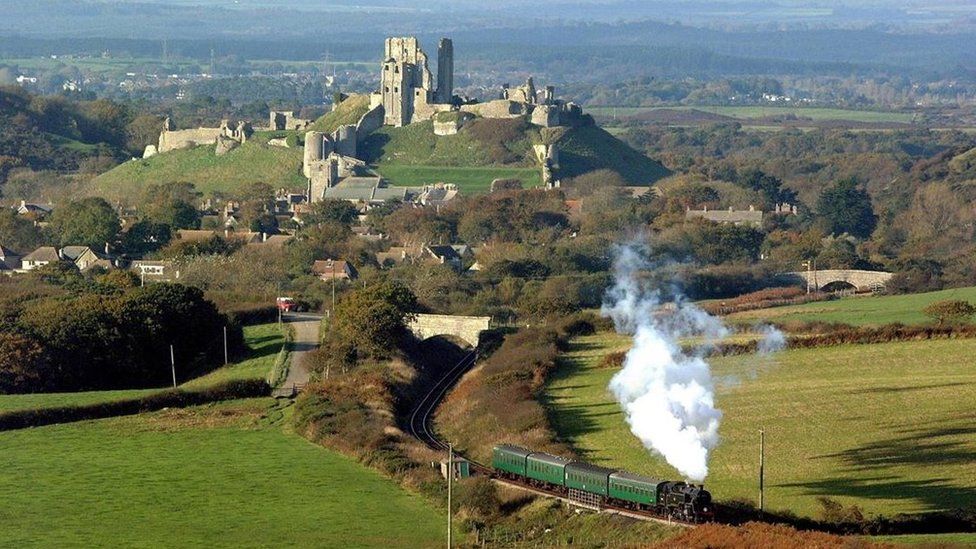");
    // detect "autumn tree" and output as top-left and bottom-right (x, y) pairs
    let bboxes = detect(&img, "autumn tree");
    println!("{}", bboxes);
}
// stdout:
(49, 197), (120, 248)
(816, 178), (876, 238)
(923, 300), (976, 326)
